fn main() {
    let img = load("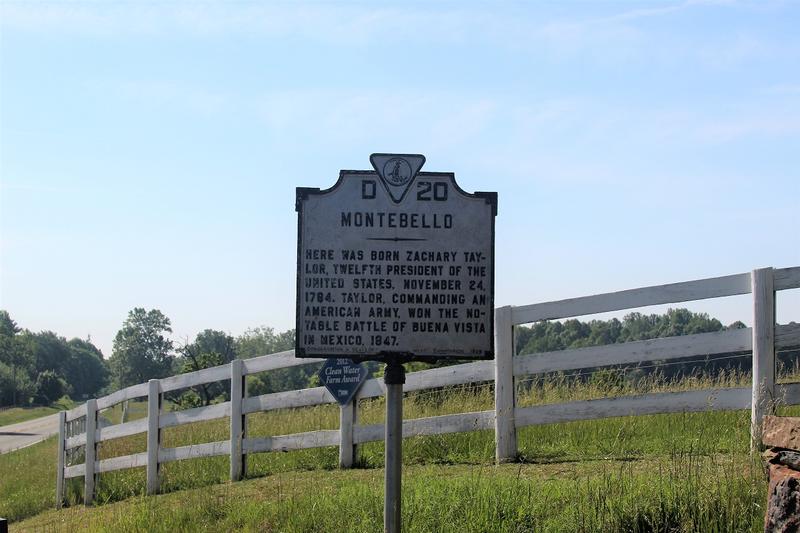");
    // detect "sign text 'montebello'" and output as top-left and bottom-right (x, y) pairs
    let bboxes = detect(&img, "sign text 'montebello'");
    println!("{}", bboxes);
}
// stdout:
(295, 153), (497, 362)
